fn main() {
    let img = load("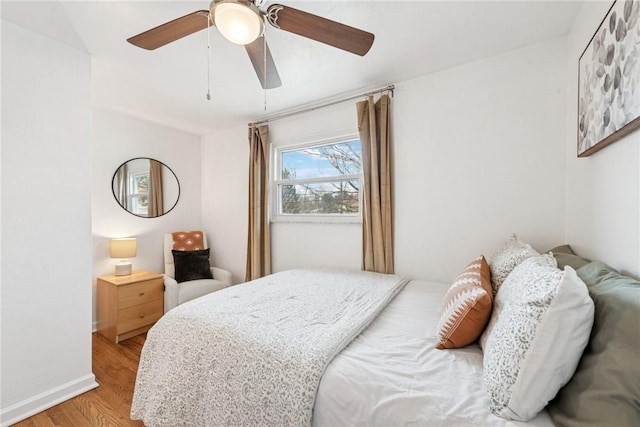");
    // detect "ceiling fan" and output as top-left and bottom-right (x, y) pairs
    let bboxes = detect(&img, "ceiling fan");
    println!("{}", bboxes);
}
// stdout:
(127, 0), (375, 90)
